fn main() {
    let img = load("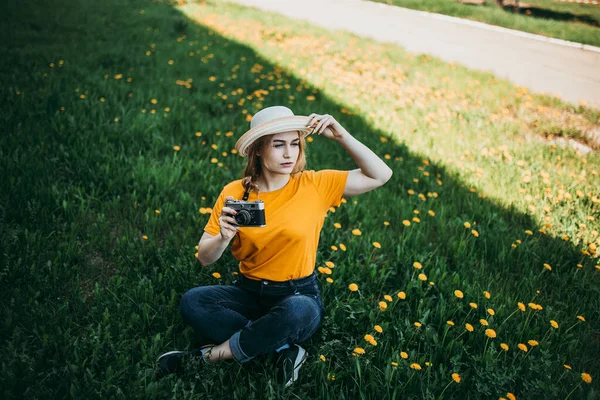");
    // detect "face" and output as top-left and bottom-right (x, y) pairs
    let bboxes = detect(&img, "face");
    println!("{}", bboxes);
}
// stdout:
(258, 131), (300, 175)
